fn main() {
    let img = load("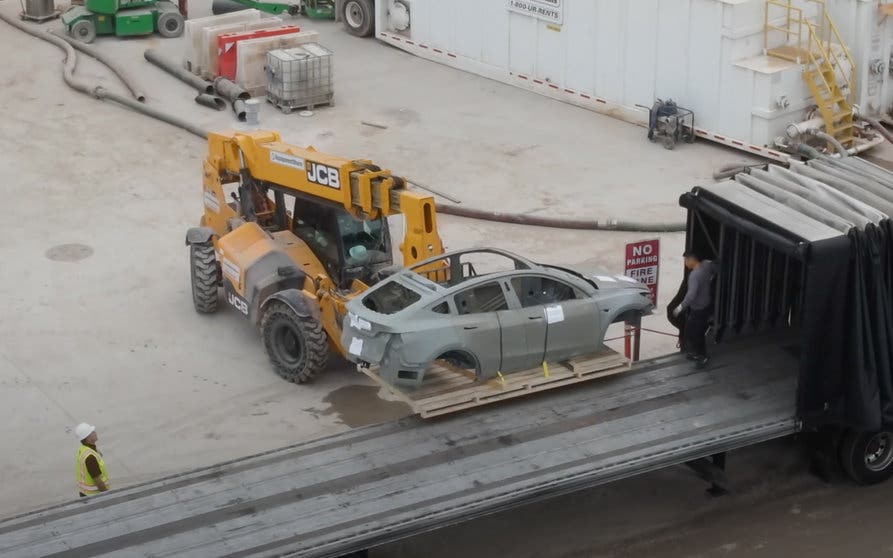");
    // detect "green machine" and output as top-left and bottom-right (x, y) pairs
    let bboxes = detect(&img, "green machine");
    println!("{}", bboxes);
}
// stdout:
(61, 0), (184, 43)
